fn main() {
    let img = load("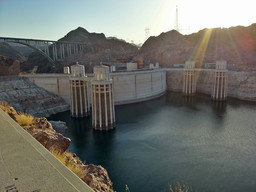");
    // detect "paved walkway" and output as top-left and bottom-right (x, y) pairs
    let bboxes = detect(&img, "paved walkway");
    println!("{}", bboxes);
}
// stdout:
(0, 109), (93, 192)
